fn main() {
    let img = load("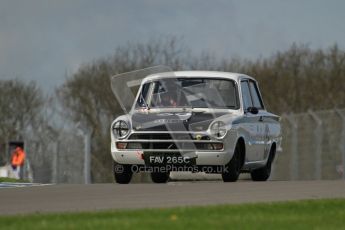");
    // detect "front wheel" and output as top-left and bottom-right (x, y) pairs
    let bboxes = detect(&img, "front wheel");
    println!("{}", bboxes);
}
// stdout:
(222, 144), (243, 182)
(113, 161), (133, 184)
(150, 172), (170, 183)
